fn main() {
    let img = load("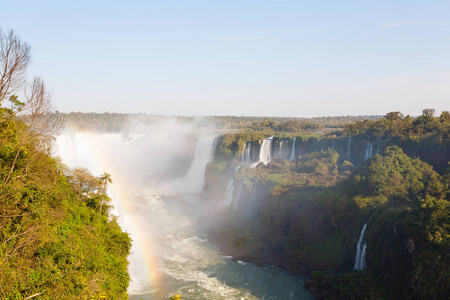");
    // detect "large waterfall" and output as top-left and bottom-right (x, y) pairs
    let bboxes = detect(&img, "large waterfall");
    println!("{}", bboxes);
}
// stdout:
(164, 136), (216, 194)
(354, 224), (367, 271)
(251, 137), (273, 168)
(52, 127), (310, 299)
